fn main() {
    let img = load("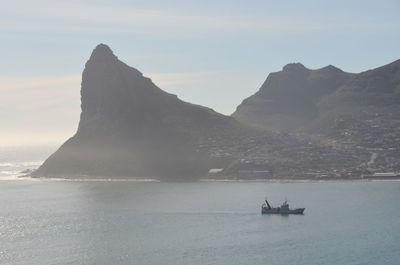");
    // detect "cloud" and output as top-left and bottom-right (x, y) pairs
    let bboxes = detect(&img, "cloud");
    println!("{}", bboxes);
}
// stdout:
(1, 1), (269, 34)
(0, 75), (80, 91)
(0, 131), (74, 147)
(0, 74), (82, 146)
(2, 0), (396, 36)
(0, 74), (81, 110)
